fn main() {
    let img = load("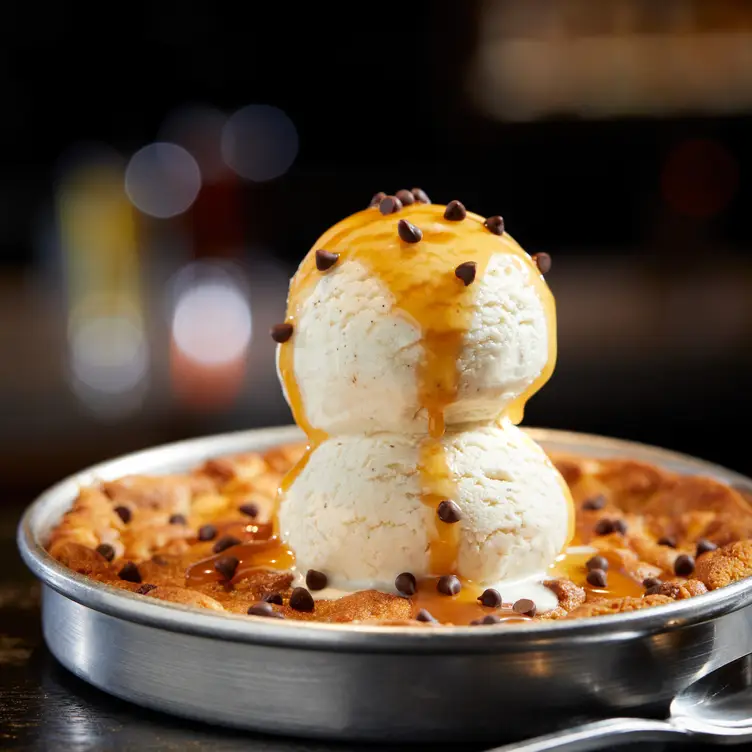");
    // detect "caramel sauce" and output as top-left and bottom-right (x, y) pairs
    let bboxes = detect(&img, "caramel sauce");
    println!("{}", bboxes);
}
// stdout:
(277, 203), (561, 573)
(185, 538), (295, 587)
(184, 520), (295, 587)
(211, 521), (273, 541)
(419, 439), (460, 574)
(411, 577), (531, 625)
(549, 549), (644, 599)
